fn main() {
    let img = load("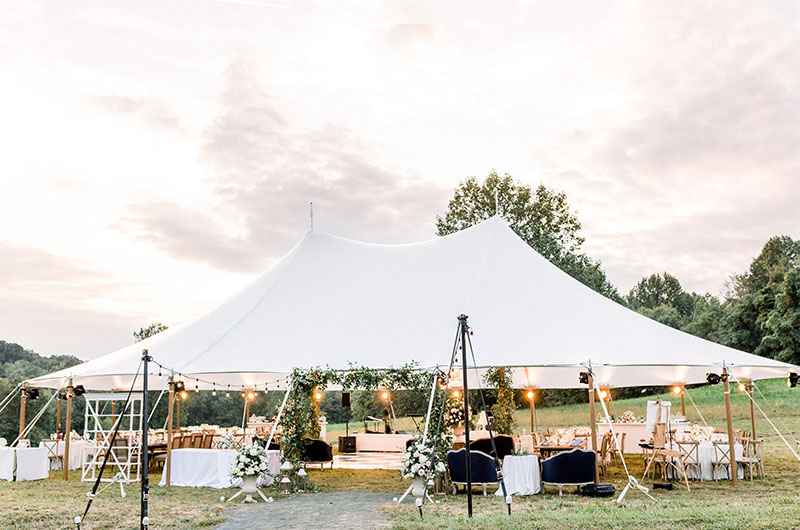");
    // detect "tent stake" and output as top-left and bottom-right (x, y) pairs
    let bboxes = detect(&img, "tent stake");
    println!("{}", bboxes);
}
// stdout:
(722, 367), (738, 486)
